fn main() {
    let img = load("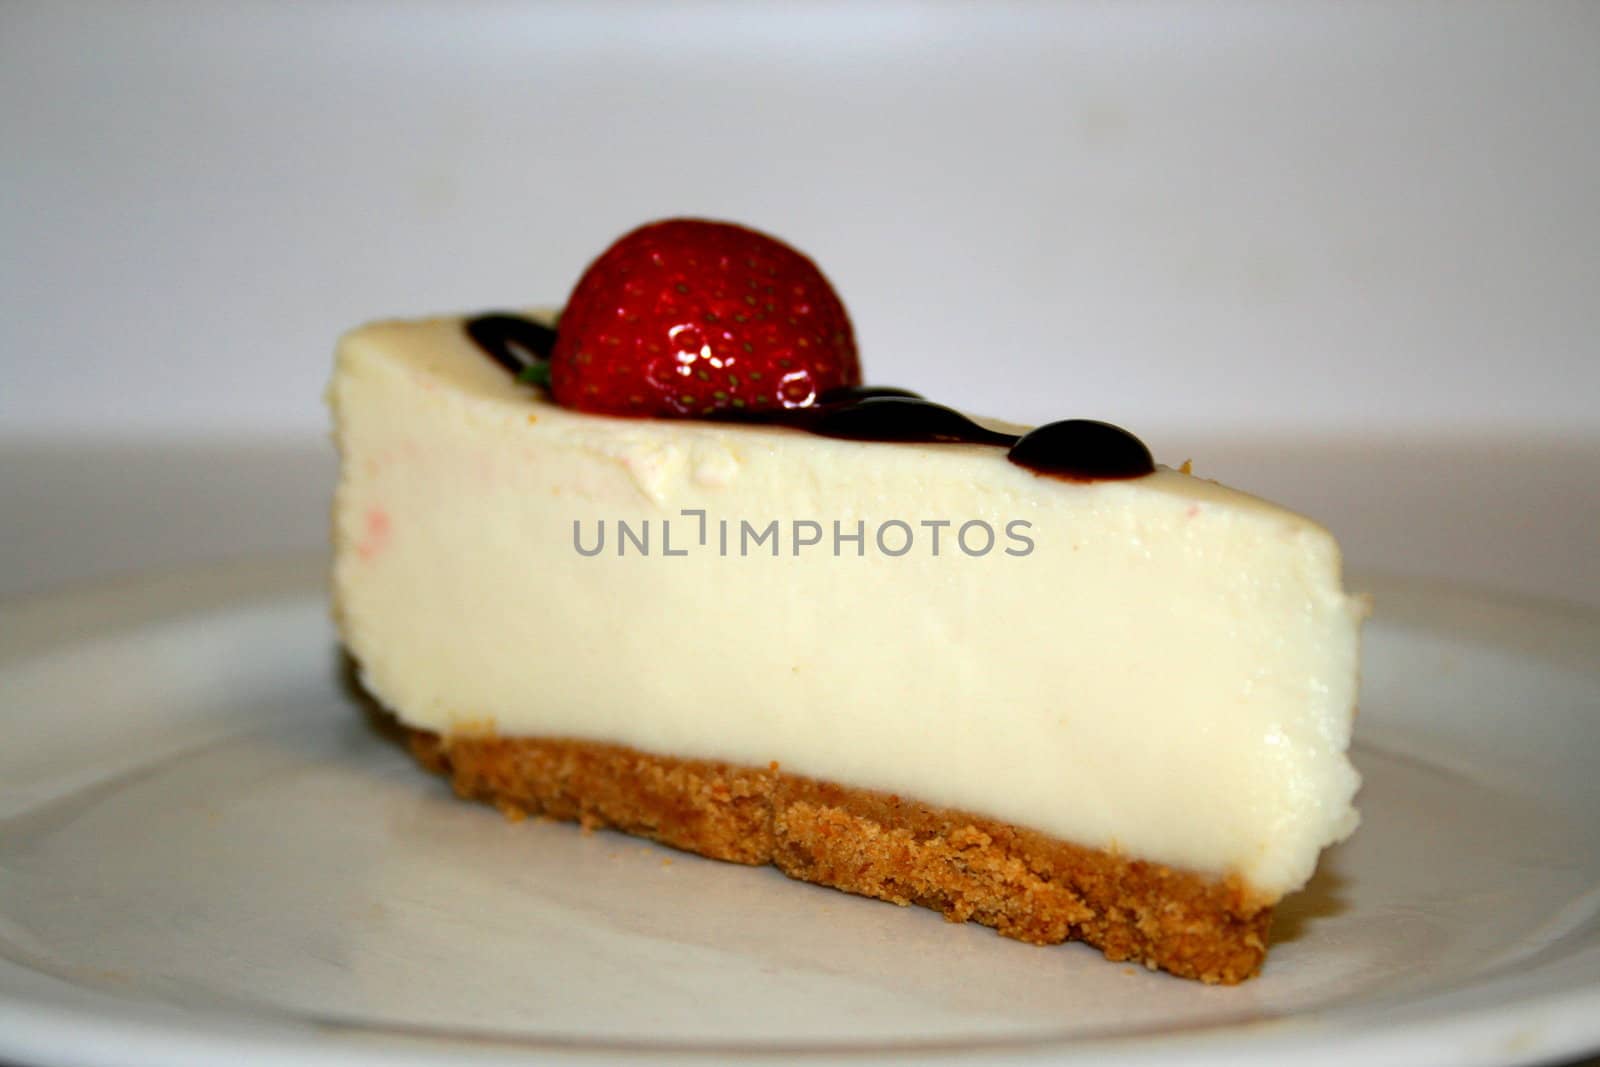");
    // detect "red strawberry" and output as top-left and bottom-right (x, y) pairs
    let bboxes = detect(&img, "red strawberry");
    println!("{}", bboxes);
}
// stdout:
(550, 219), (860, 417)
